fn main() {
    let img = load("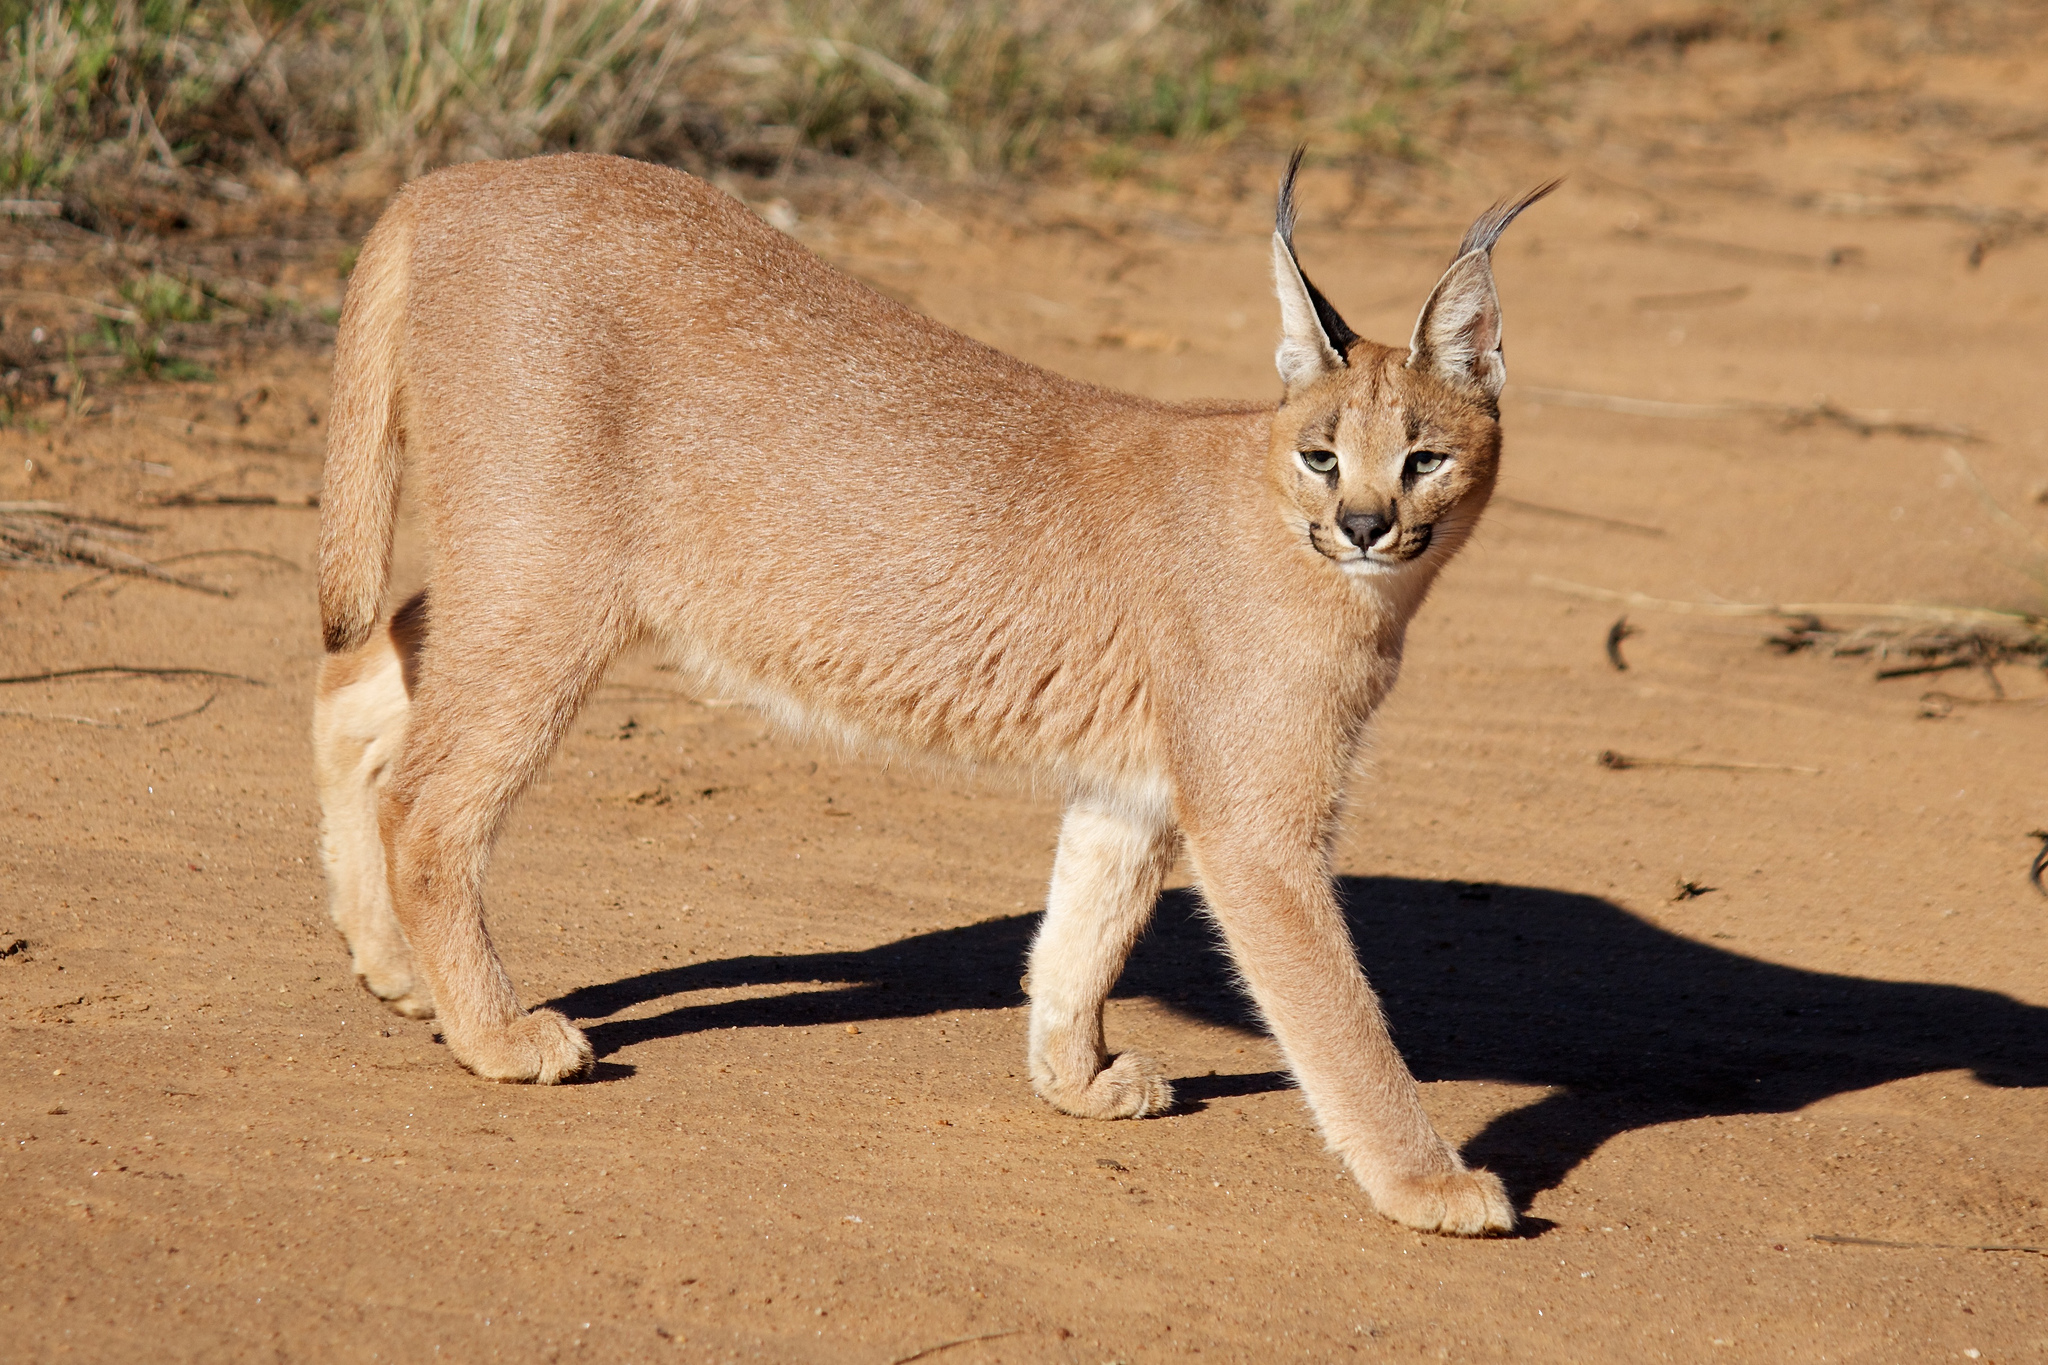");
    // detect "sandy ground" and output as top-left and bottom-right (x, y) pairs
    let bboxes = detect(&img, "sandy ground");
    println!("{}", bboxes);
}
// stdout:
(5, 9), (2048, 1362)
